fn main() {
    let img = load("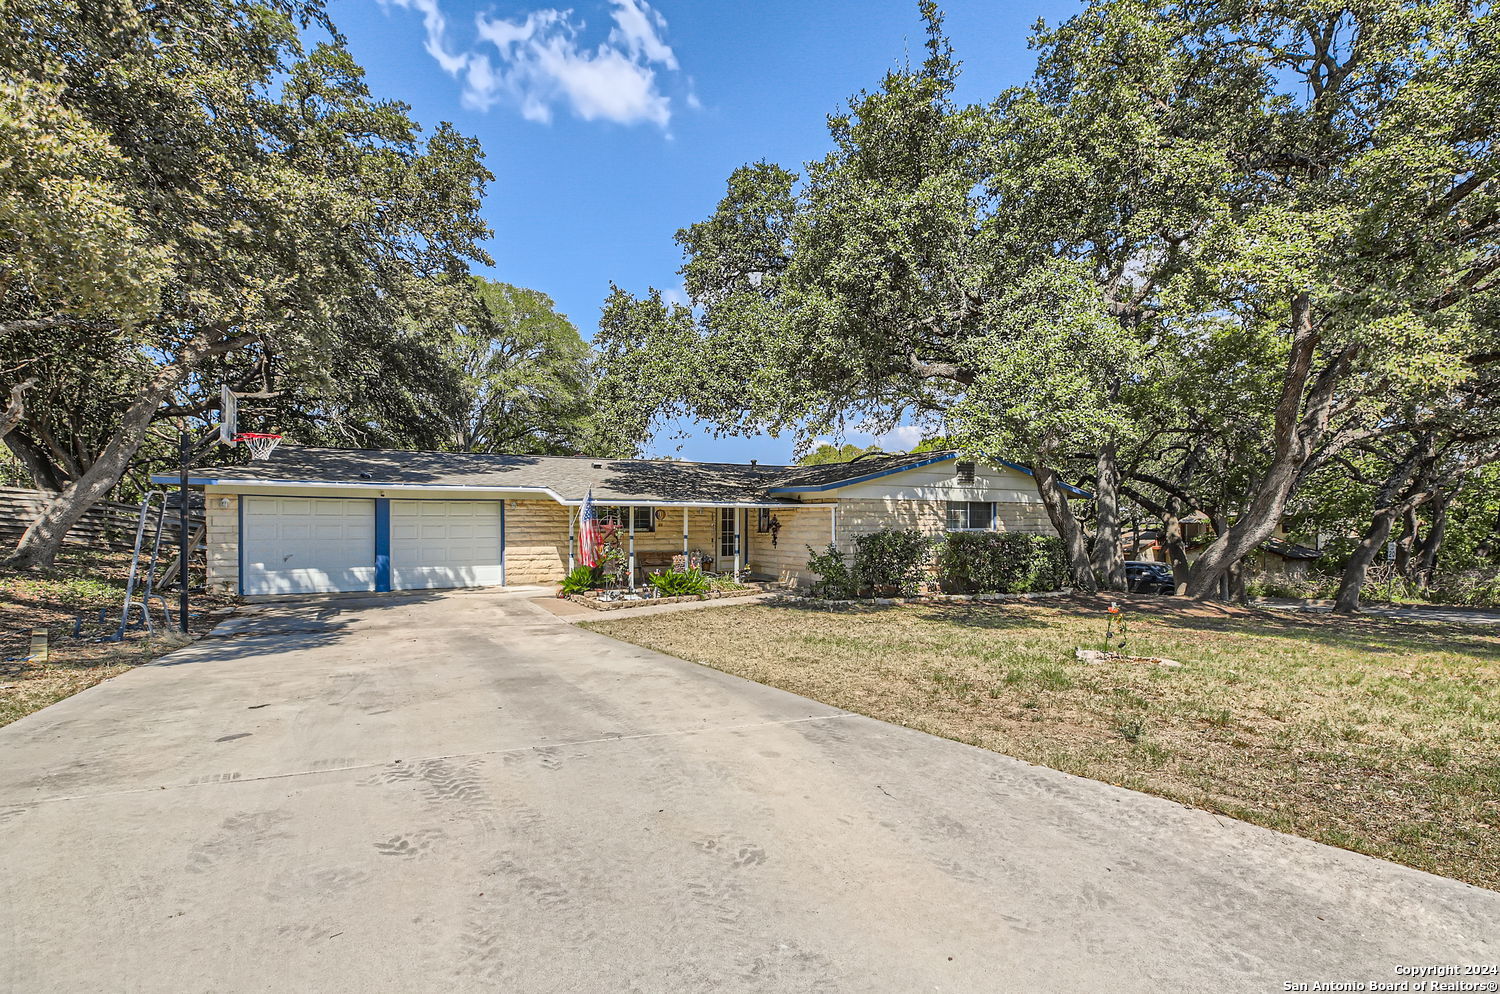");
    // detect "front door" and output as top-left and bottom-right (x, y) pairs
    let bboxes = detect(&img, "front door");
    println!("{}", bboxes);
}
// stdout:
(719, 508), (740, 565)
